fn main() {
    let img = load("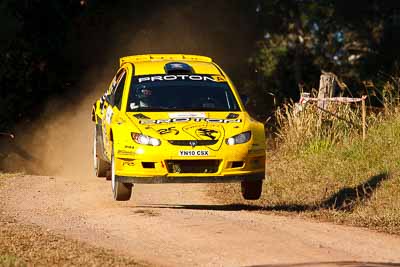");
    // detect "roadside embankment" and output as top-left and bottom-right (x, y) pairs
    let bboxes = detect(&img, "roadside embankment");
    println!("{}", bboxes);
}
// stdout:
(210, 107), (400, 234)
